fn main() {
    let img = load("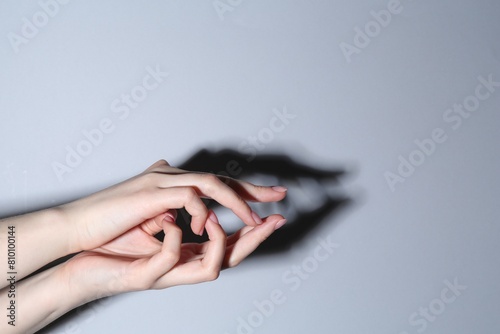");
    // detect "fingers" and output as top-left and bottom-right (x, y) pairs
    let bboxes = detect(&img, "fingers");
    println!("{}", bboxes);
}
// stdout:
(151, 211), (227, 288)
(135, 219), (182, 290)
(223, 215), (286, 269)
(200, 211), (226, 276)
(220, 177), (287, 203)
(225, 214), (283, 247)
(143, 160), (287, 237)
(151, 219), (182, 269)
(140, 209), (177, 236)
(146, 187), (209, 236)
(151, 173), (287, 234)
(154, 173), (261, 232)
(147, 212), (286, 290)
